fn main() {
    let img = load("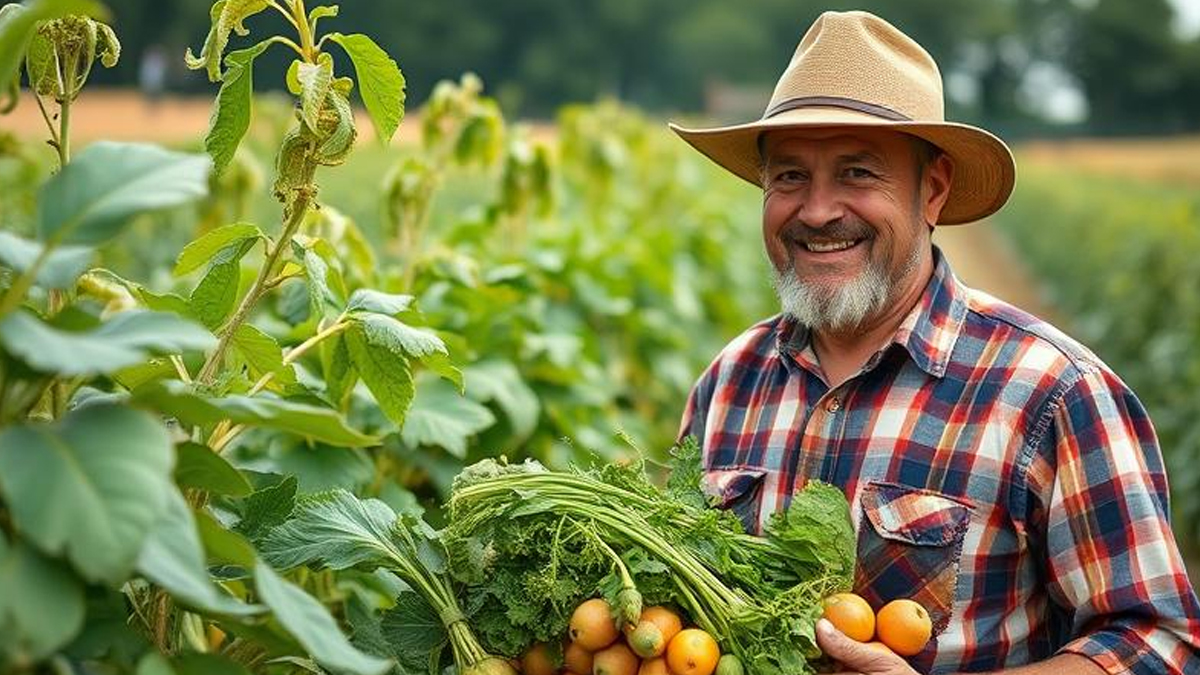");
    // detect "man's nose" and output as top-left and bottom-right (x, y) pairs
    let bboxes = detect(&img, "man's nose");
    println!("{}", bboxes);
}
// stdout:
(796, 176), (845, 227)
